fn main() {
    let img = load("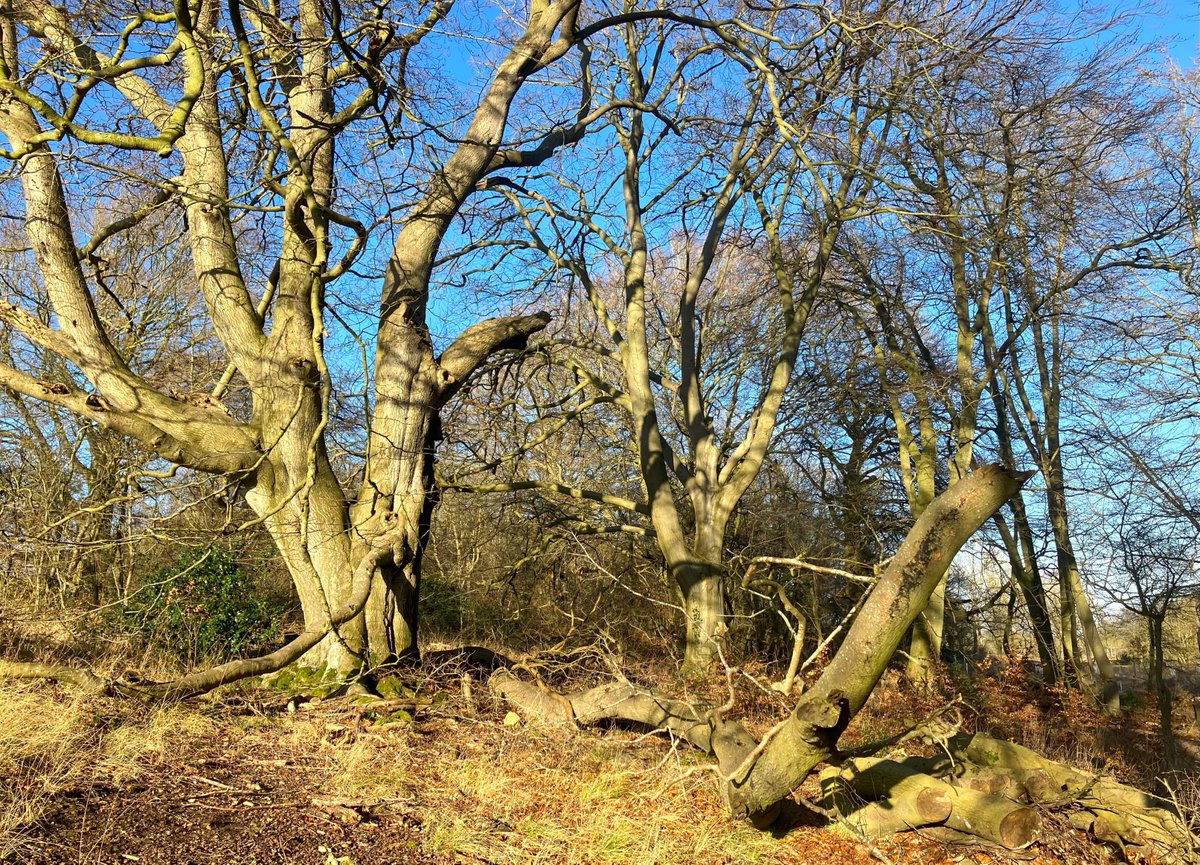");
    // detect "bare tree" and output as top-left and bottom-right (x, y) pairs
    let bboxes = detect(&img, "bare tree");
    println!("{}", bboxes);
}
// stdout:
(0, 0), (652, 689)
(448, 0), (929, 670)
